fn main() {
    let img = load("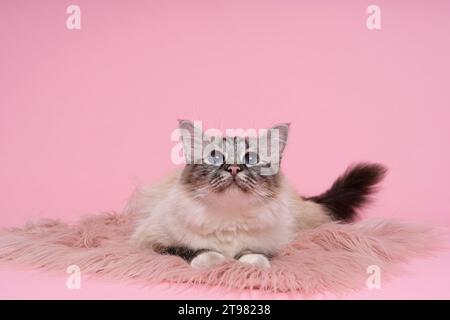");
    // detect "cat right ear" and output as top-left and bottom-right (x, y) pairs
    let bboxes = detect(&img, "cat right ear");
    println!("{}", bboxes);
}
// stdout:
(178, 119), (195, 137)
(177, 119), (203, 164)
